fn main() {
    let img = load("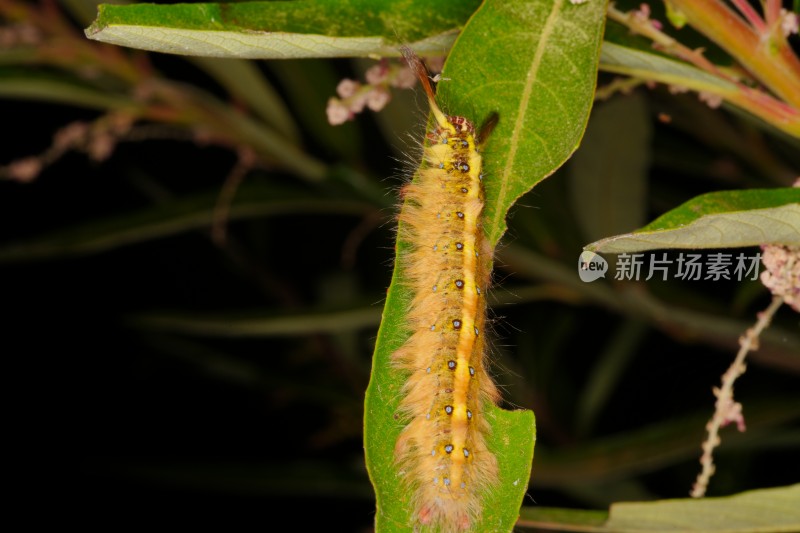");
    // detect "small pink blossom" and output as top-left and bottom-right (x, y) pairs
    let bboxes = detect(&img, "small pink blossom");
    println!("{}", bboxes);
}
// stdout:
(365, 63), (388, 85)
(336, 78), (360, 98)
(780, 9), (799, 37)
(327, 55), (433, 125)
(760, 244), (800, 312)
(54, 122), (89, 150)
(698, 91), (723, 108)
(668, 84), (689, 94)
(8, 157), (42, 183)
(718, 398), (746, 432)
(366, 87), (391, 112)
(629, 3), (665, 32)
(633, 3), (651, 24)
(326, 98), (352, 125)
(108, 113), (134, 136)
(89, 133), (116, 162)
